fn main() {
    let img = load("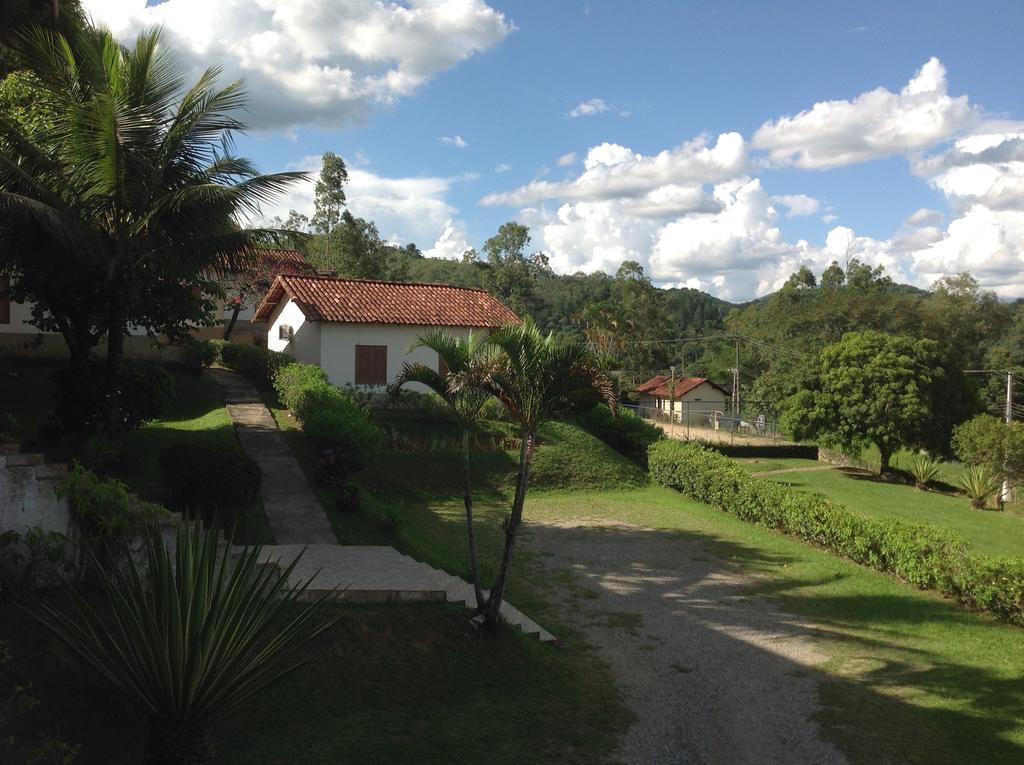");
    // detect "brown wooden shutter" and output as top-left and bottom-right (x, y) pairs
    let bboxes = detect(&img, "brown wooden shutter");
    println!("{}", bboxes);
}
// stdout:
(438, 355), (449, 377)
(0, 276), (9, 325)
(355, 345), (387, 385)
